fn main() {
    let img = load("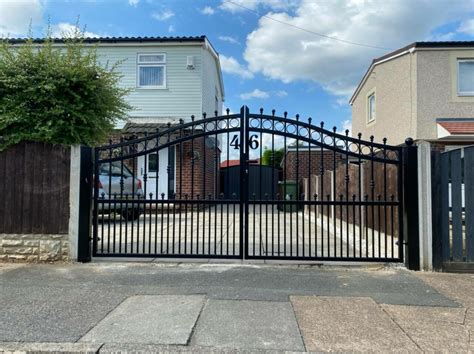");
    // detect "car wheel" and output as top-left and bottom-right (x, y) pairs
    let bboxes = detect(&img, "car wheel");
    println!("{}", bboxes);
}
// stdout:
(120, 209), (141, 221)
